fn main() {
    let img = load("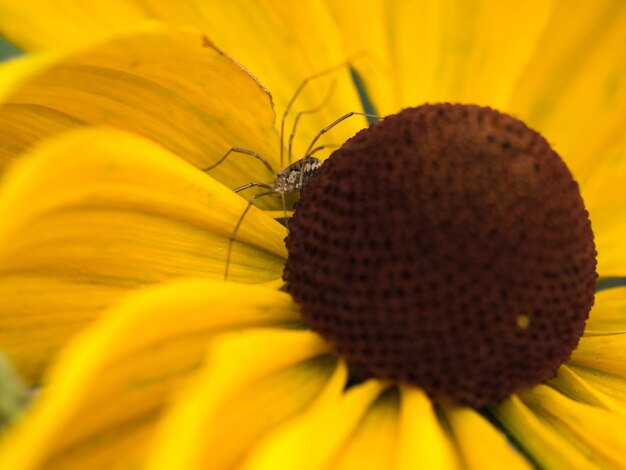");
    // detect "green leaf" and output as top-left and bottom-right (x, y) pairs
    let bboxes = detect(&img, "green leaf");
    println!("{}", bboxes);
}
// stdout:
(0, 37), (21, 61)
(0, 352), (29, 430)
